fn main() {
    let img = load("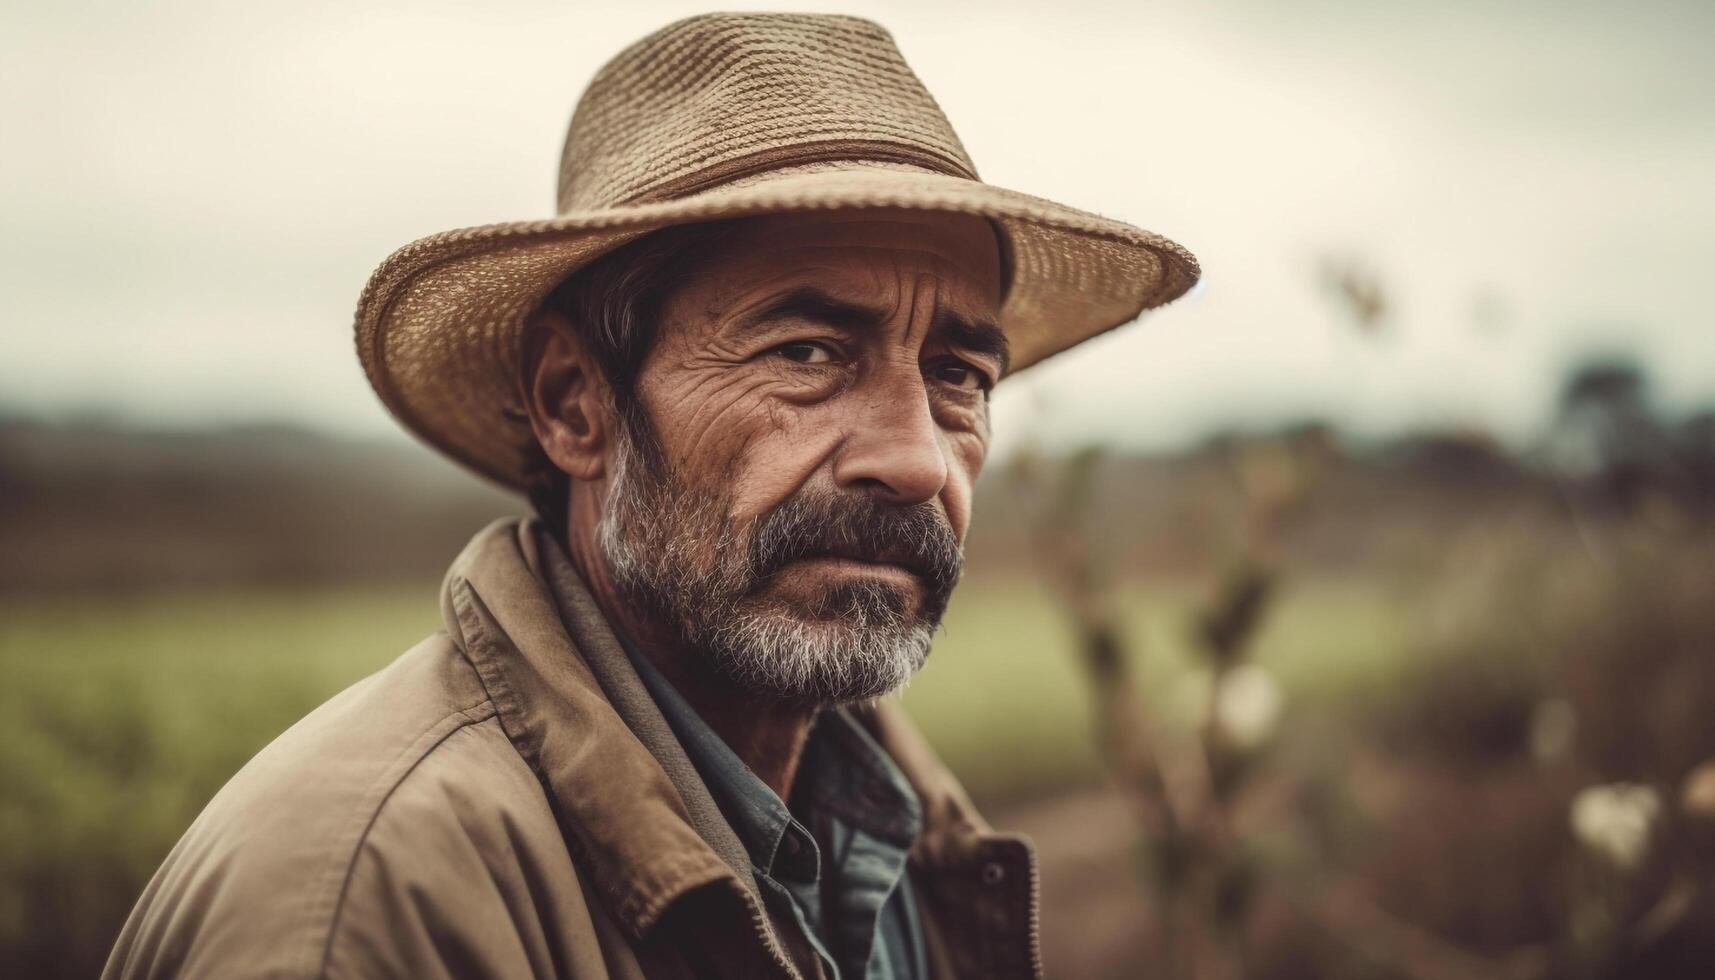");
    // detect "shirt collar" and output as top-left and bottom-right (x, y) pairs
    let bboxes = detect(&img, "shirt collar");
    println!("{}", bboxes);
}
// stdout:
(623, 639), (821, 881)
(622, 639), (922, 881)
(797, 706), (923, 849)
